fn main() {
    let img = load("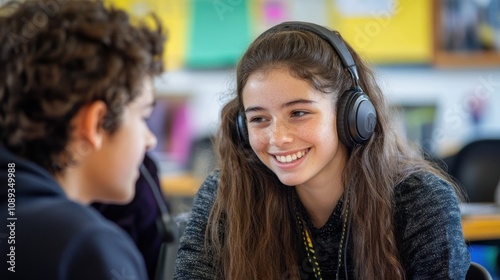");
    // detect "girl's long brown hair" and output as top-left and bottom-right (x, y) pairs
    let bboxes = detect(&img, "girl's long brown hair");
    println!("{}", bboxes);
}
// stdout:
(208, 25), (460, 279)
